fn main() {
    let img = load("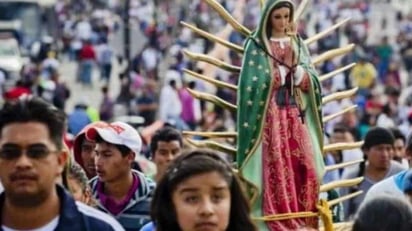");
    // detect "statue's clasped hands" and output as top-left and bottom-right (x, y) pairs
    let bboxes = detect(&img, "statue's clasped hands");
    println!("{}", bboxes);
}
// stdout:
(279, 47), (303, 87)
